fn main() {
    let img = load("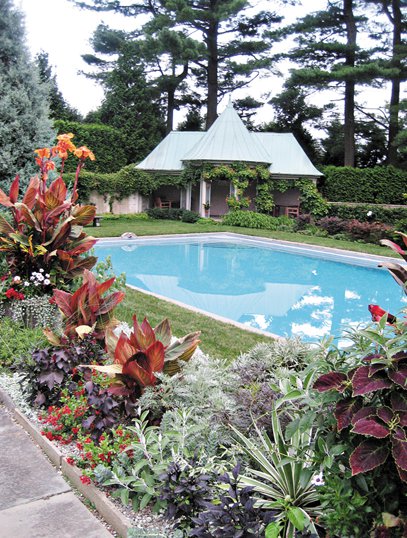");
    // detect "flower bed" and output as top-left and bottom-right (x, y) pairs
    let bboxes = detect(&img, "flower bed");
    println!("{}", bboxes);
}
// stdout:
(1, 137), (406, 537)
